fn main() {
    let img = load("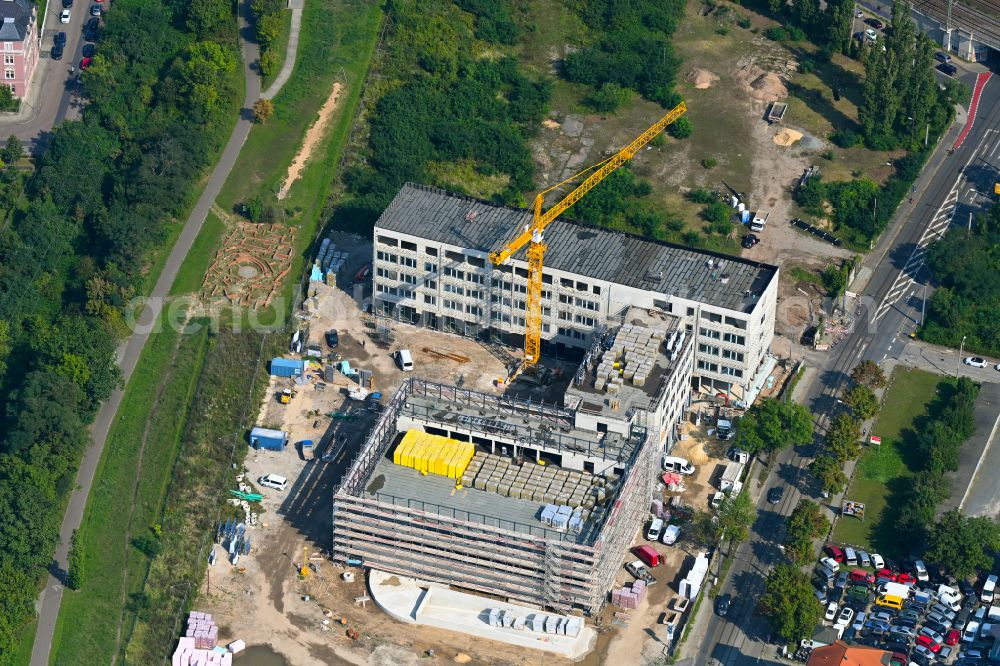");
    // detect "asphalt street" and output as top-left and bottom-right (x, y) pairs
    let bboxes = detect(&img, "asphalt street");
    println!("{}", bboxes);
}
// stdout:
(686, 66), (1000, 666)
(27, 2), (263, 663)
(0, 0), (89, 148)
